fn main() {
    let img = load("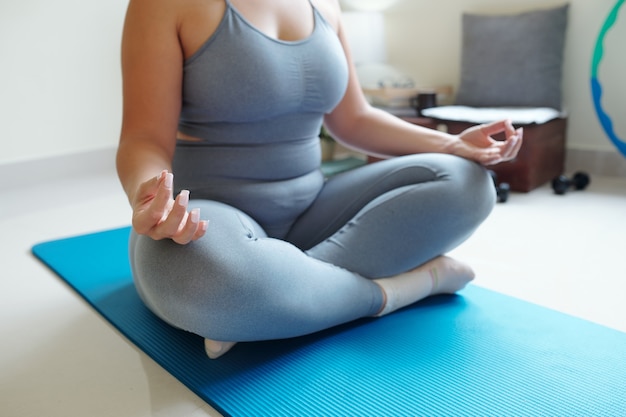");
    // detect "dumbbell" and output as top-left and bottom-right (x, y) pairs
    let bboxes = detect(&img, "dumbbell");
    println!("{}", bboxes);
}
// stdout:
(551, 172), (590, 195)
(488, 170), (510, 203)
